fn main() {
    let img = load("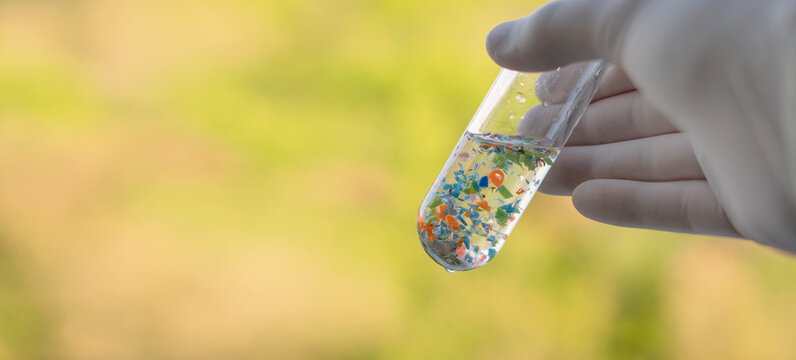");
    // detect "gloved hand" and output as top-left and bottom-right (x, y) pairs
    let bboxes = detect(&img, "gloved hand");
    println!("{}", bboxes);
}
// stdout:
(486, 0), (796, 253)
